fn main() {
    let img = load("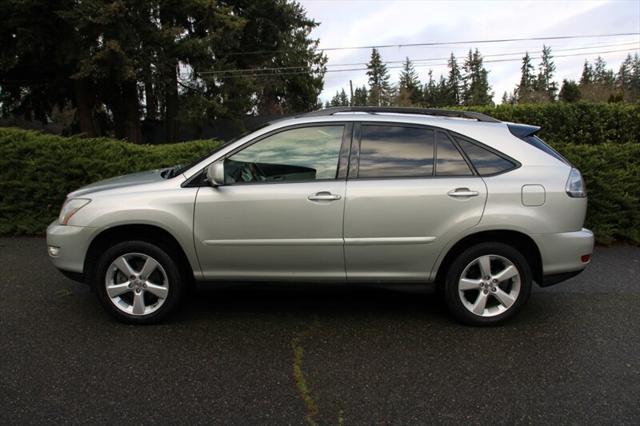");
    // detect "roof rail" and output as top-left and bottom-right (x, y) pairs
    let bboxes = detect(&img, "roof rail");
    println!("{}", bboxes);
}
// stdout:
(299, 106), (500, 123)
